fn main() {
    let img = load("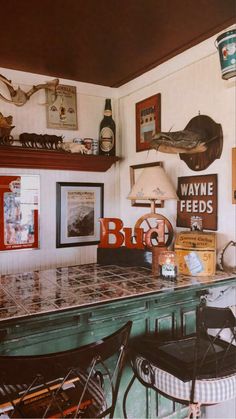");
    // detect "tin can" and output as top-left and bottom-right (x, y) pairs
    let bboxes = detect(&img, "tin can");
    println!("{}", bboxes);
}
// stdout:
(158, 251), (177, 280)
(83, 138), (93, 154)
(73, 138), (84, 145)
(92, 139), (99, 155)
